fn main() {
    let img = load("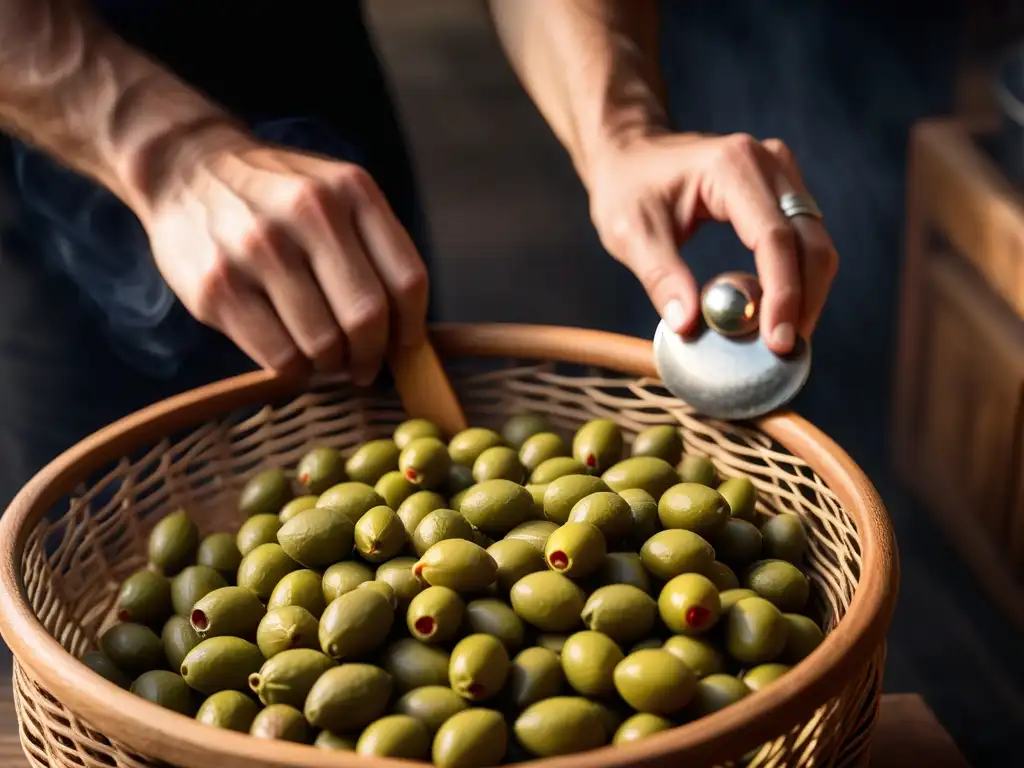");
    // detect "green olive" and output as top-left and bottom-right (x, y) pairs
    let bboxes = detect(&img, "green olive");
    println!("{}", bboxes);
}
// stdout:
(744, 559), (810, 612)
(161, 615), (201, 674)
(613, 649), (696, 714)
(761, 514), (809, 564)
(544, 521), (606, 579)
(677, 455), (717, 486)
(315, 482), (385, 525)
(413, 539), (497, 593)
(376, 557), (425, 607)
(631, 425), (684, 465)
(315, 731), (357, 750)
(278, 506), (355, 568)
(602, 456), (679, 500)
(394, 418), (446, 450)
(449, 634), (510, 701)
(256, 605), (319, 658)
(358, 580), (397, 608)
(296, 447), (346, 495)
(131, 670), (196, 715)
(486, 538), (546, 593)
(445, 463), (477, 496)
(658, 573), (722, 635)
(268, 569), (326, 618)
(464, 598), (525, 652)
(524, 482), (548, 513)
(501, 412), (552, 449)
(742, 663), (790, 691)
(530, 457), (588, 484)
(249, 647), (336, 707)
(704, 560), (740, 591)
(381, 637), (451, 694)
(509, 571), (585, 633)
(239, 469), (292, 518)
(541, 474), (609, 524)
(322, 561), (374, 602)
(561, 630), (623, 697)
(639, 529), (716, 581)
(148, 509), (199, 576)
(618, 488), (661, 547)
(662, 635), (726, 678)
(659, 482), (731, 537)
(180, 636), (264, 695)
(457, 479), (535, 535)
(399, 437), (452, 489)
(396, 490), (449, 536)
(196, 690), (261, 732)
(519, 432), (568, 473)
(374, 470), (417, 509)
(319, 588), (394, 660)
(433, 708), (508, 768)
(572, 419), (624, 474)
(279, 495), (319, 524)
(99, 623), (166, 678)
(504, 520), (559, 552)
(345, 439), (400, 486)
(720, 588), (759, 613)
(567, 491), (633, 541)
(413, 508), (474, 556)
(189, 585), (265, 640)
(236, 543), (299, 599)
(196, 532), (243, 577)
(598, 552), (652, 593)
(394, 685), (469, 734)
(356, 714), (431, 759)
(407, 585), (465, 643)
(236, 514), (282, 558)
(630, 637), (666, 653)
(508, 646), (564, 709)
(535, 634), (570, 655)
(717, 476), (757, 522)
(250, 704), (309, 742)
(781, 613), (824, 663)
(711, 518), (763, 568)
(472, 446), (525, 484)
(448, 428), (504, 468)
(81, 650), (131, 689)
(688, 674), (750, 717)
(581, 584), (657, 645)
(116, 568), (172, 627)
(613, 712), (674, 745)
(304, 663), (392, 733)
(354, 505), (407, 563)
(725, 596), (788, 664)
(514, 696), (607, 757)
